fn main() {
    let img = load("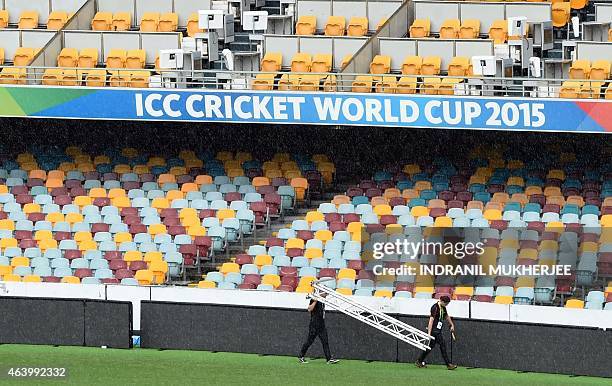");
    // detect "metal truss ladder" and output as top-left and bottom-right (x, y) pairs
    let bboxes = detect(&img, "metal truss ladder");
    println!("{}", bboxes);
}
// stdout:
(310, 279), (433, 351)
